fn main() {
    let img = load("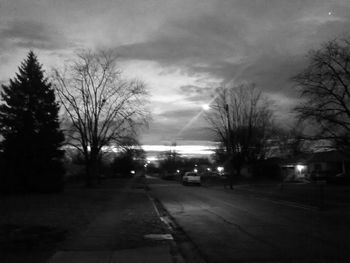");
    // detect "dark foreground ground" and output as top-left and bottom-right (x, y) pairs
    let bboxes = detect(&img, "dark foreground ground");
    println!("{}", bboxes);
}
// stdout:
(2, 175), (349, 263)
(149, 176), (350, 263)
(0, 177), (167, 263)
